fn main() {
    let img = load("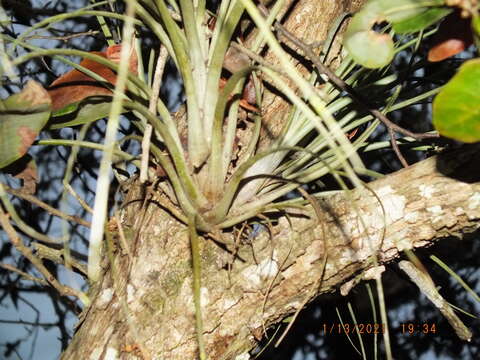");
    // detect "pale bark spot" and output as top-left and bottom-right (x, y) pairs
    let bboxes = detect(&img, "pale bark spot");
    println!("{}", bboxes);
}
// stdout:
(153, 225), (162, 235)
(235, 352), (250, 360)
(104, 347), (119, 360)
(396, 237), (414, 251)
(363, 265), (385, 280)
(221, 298), (237, 311)
(340, 279), (356, 296)
(89, 348), (103, 360)
(377, 186), (406, 223)
(427, 205), (443, 222)
(97, 288), (114, 309)
(127, 284), (135, 304)
(419, 184), (435, 198)
(242, 257), (278, 287)
(468, 192), (480, 209)
(201, 287), (210, 306)
(295, 3), (313, 23)
(404, 211), (419, 223)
